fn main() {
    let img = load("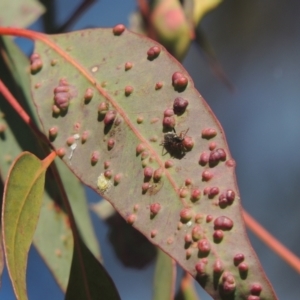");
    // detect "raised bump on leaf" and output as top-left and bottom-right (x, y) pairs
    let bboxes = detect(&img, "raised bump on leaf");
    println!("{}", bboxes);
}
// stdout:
(30, 53), (42, 74)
